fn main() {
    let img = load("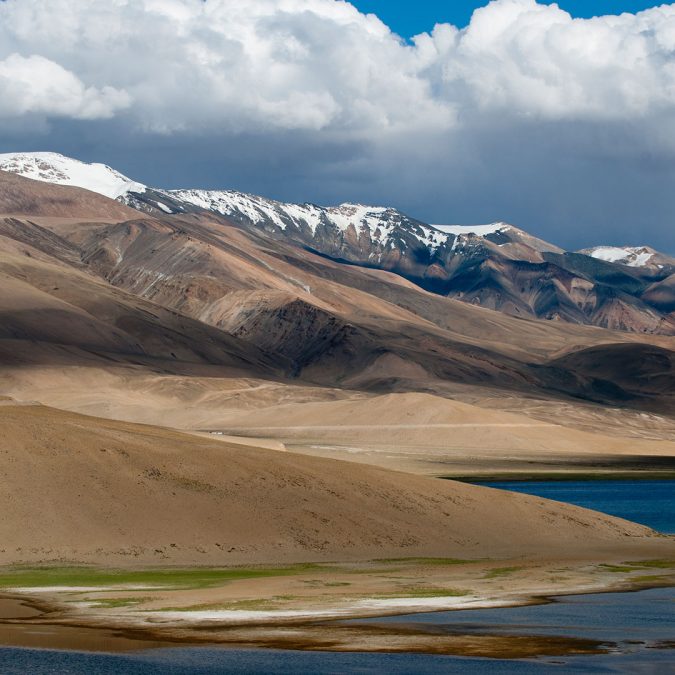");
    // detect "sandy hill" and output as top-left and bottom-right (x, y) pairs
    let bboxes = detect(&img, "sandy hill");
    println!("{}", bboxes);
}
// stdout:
(0, 401), (669, 567)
